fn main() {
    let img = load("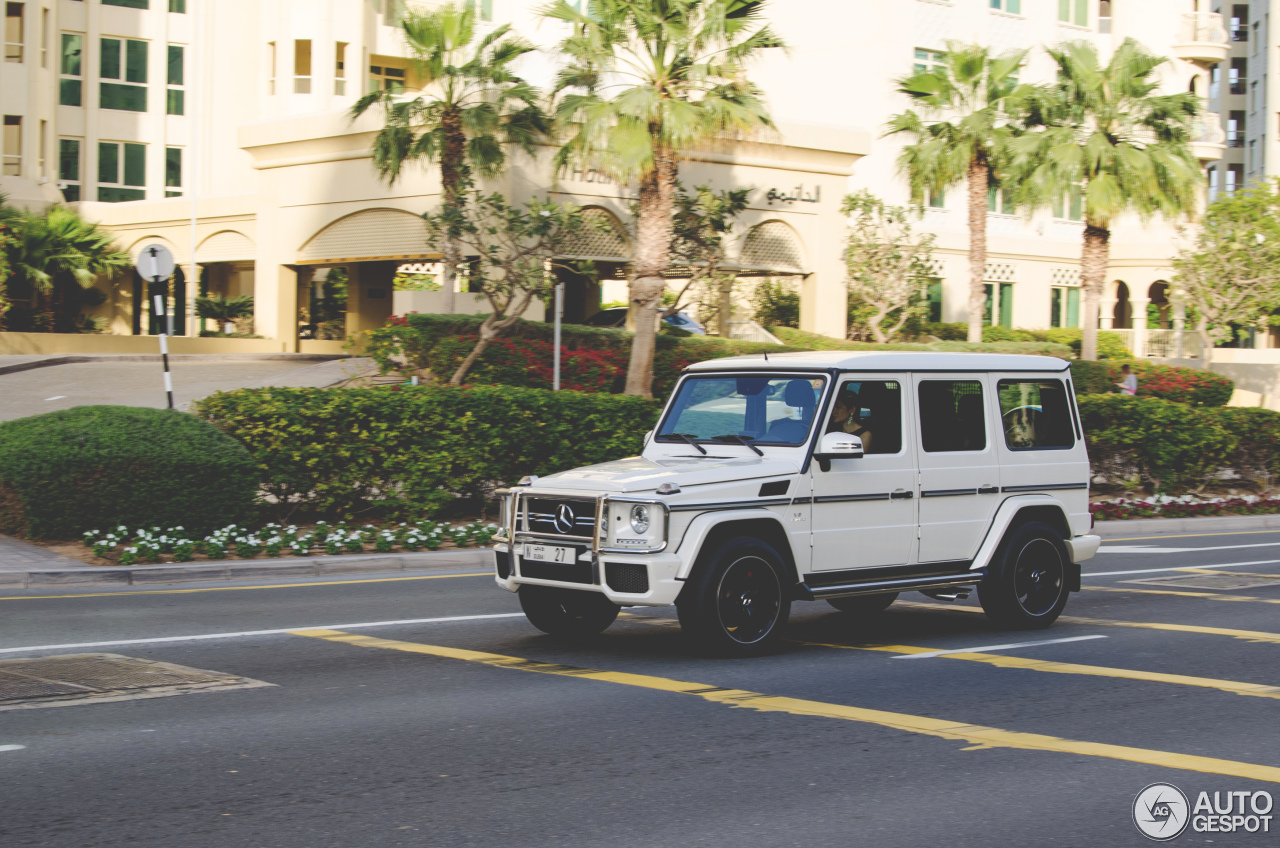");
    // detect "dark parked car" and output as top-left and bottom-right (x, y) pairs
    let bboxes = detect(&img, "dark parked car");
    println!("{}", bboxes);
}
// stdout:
(584, 307), (707, 335)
